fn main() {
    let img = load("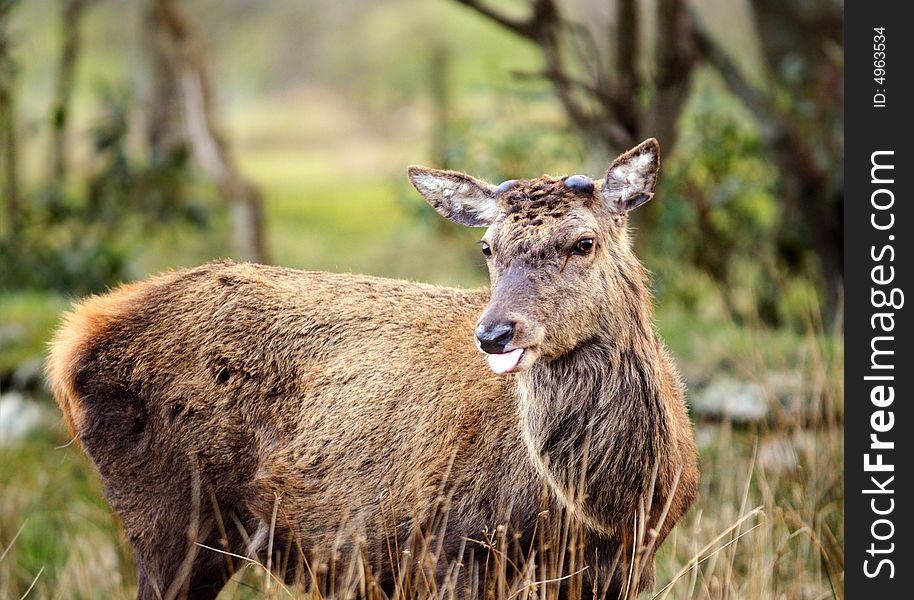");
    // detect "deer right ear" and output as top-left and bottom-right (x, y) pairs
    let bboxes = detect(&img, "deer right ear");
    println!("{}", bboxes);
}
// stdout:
(601, 138), (660, 214)
(408, 166), (498, 227)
